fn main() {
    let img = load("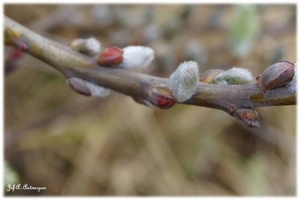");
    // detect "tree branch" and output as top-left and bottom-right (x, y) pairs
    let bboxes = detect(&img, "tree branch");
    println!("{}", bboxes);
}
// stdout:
(4, 16), (296, 127)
